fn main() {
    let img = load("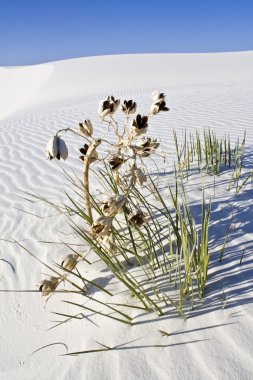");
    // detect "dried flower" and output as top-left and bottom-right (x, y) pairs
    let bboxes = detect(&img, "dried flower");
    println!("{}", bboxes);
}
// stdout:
(79, 144), (98, 163)
(102, 234), (118, 255)
(45, 136), (58, 160)
(78, 119), (93, 137)
(150, 90), (169, 115)
(61, 254), (79, 271)
(134, 167), (147, 186)
(131, 114), (148, 136)
(98, 95), (120, 119)
(152, 90), (166, 103)
(38, 276), (59, 296)
(129, 210), (147, 227)
(136, 137), (160, 157)
(58, 138), (68, 160)
(92, 216), (113, 238)
(101, 194), (125, 217)
(121, 100), (137, 115)
(109, 156), (125, 171)
(79, 144), (89, 154)
(150, 100), (169, 115)
(45, 136), (68, 161)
